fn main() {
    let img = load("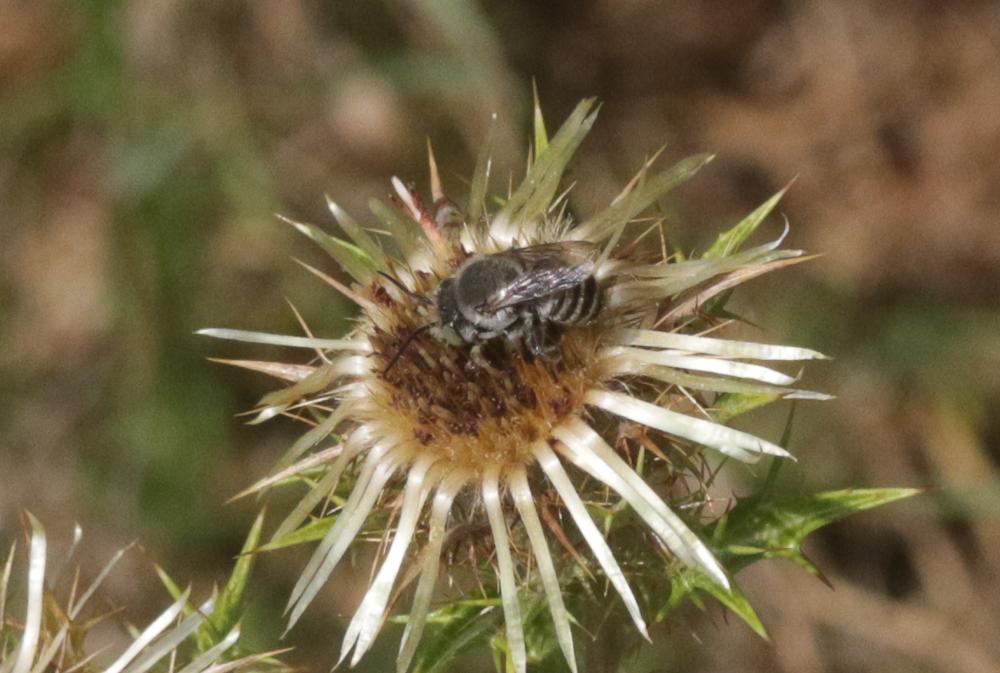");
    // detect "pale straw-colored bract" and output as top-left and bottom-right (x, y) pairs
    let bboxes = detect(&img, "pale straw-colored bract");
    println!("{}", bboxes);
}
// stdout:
(0, 515), (279, 673)
(201, 98), (827, 673)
